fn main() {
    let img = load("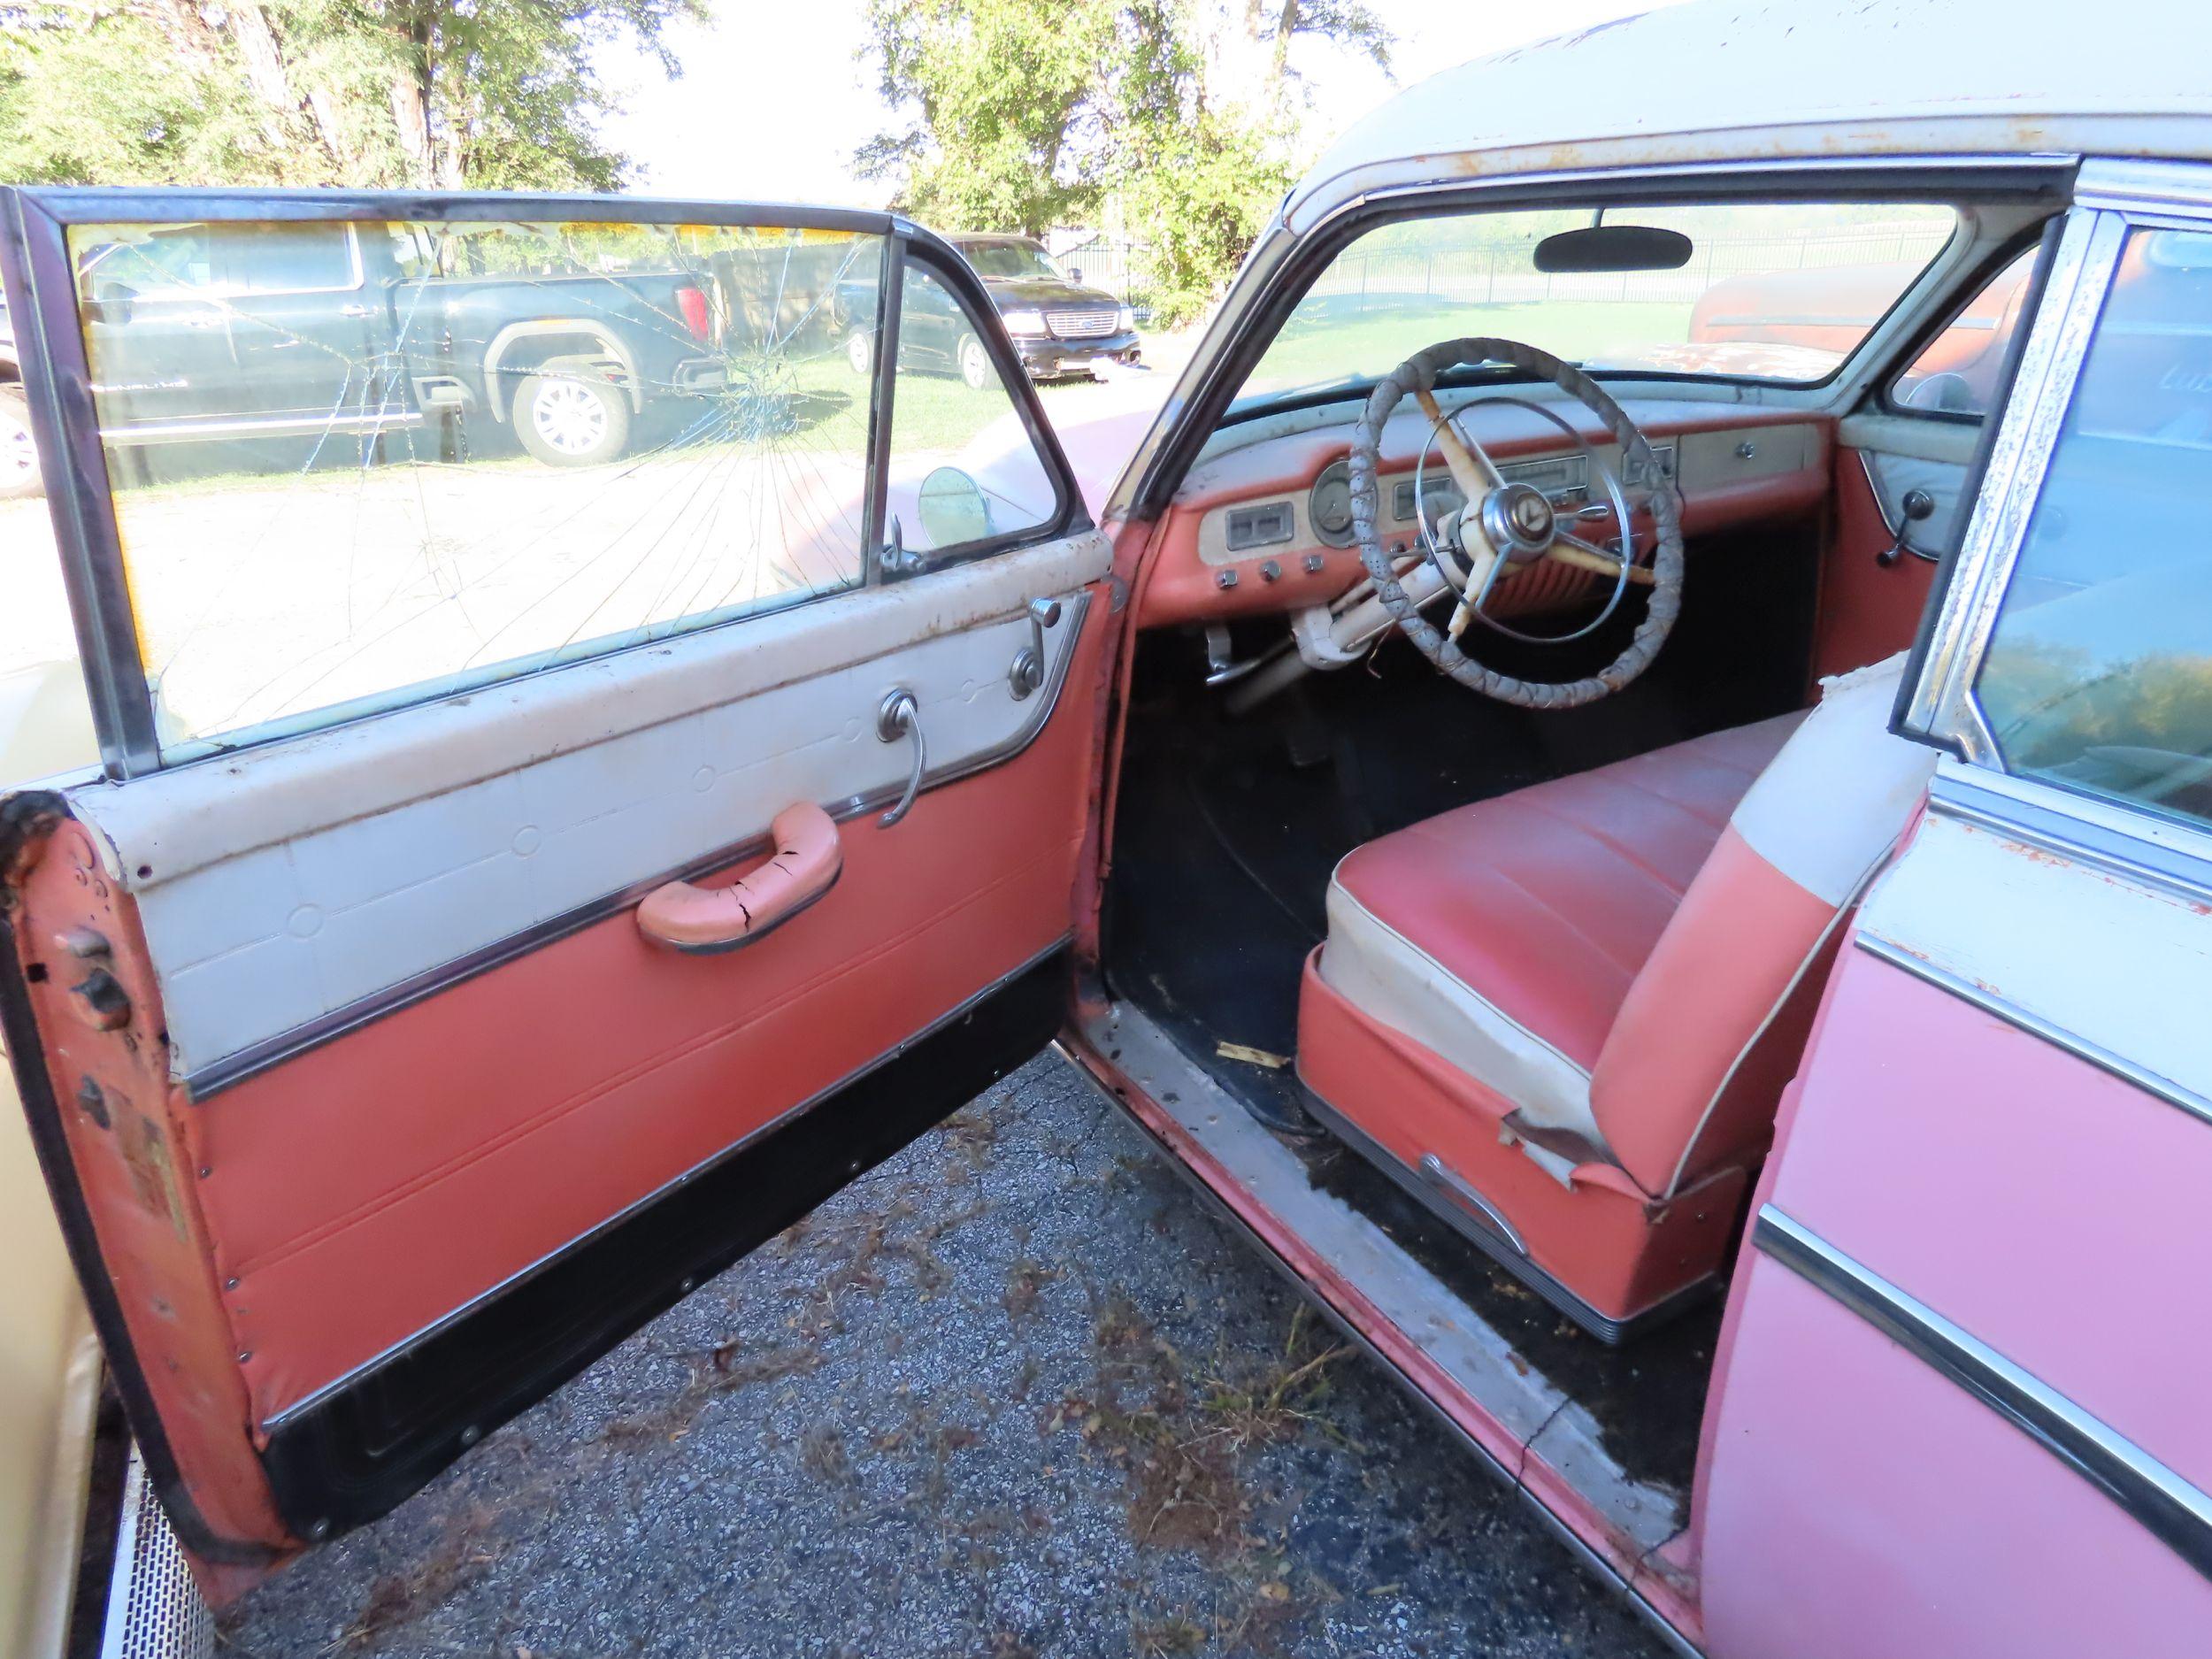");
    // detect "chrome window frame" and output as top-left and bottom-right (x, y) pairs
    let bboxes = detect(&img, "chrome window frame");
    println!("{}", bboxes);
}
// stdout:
(1898, 157), (2212, 887)
(0, 188), (1089, 781)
